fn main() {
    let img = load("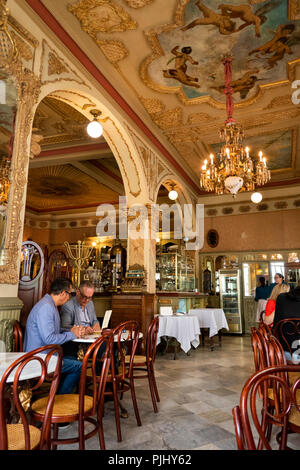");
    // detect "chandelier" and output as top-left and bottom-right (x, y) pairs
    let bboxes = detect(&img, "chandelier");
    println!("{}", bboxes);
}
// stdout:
(200, 55), (271, 197)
